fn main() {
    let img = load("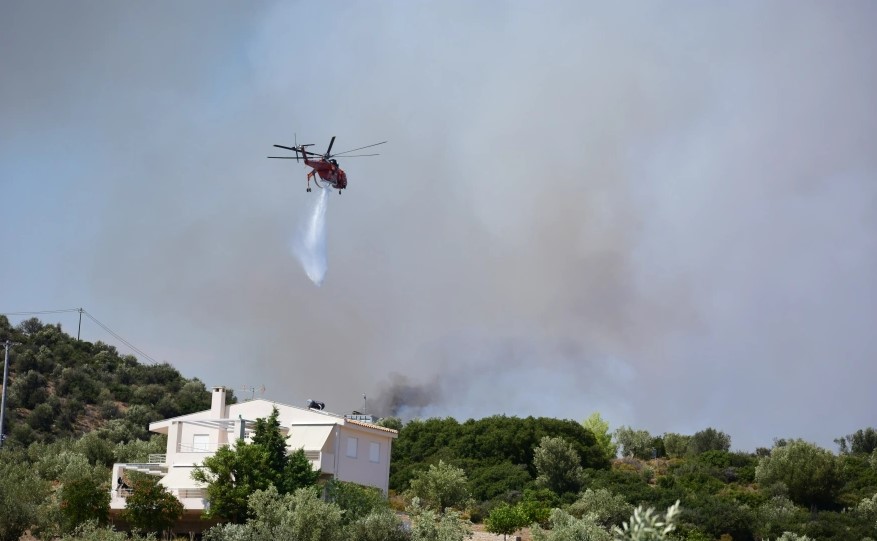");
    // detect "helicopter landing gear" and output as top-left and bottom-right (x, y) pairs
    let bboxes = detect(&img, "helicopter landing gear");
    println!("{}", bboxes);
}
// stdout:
(338, 190), (342, 194)
(306, 188), (311, 192)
